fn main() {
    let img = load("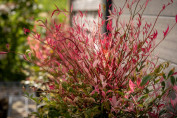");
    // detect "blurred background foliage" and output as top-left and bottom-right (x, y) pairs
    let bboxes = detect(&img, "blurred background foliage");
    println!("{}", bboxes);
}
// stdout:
(0, 0), (68, 82)
(39, 0), (68, 22)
